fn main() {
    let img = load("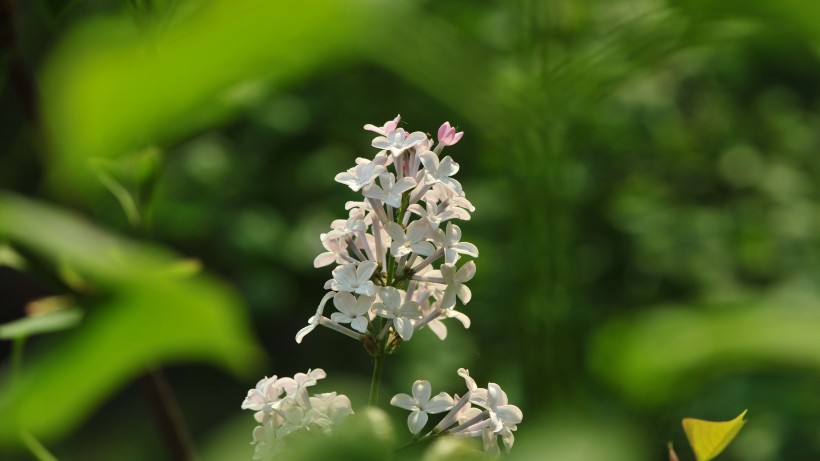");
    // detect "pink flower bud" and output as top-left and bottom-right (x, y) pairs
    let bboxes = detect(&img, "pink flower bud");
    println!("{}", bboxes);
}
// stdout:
(437, 122), (464, 147)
